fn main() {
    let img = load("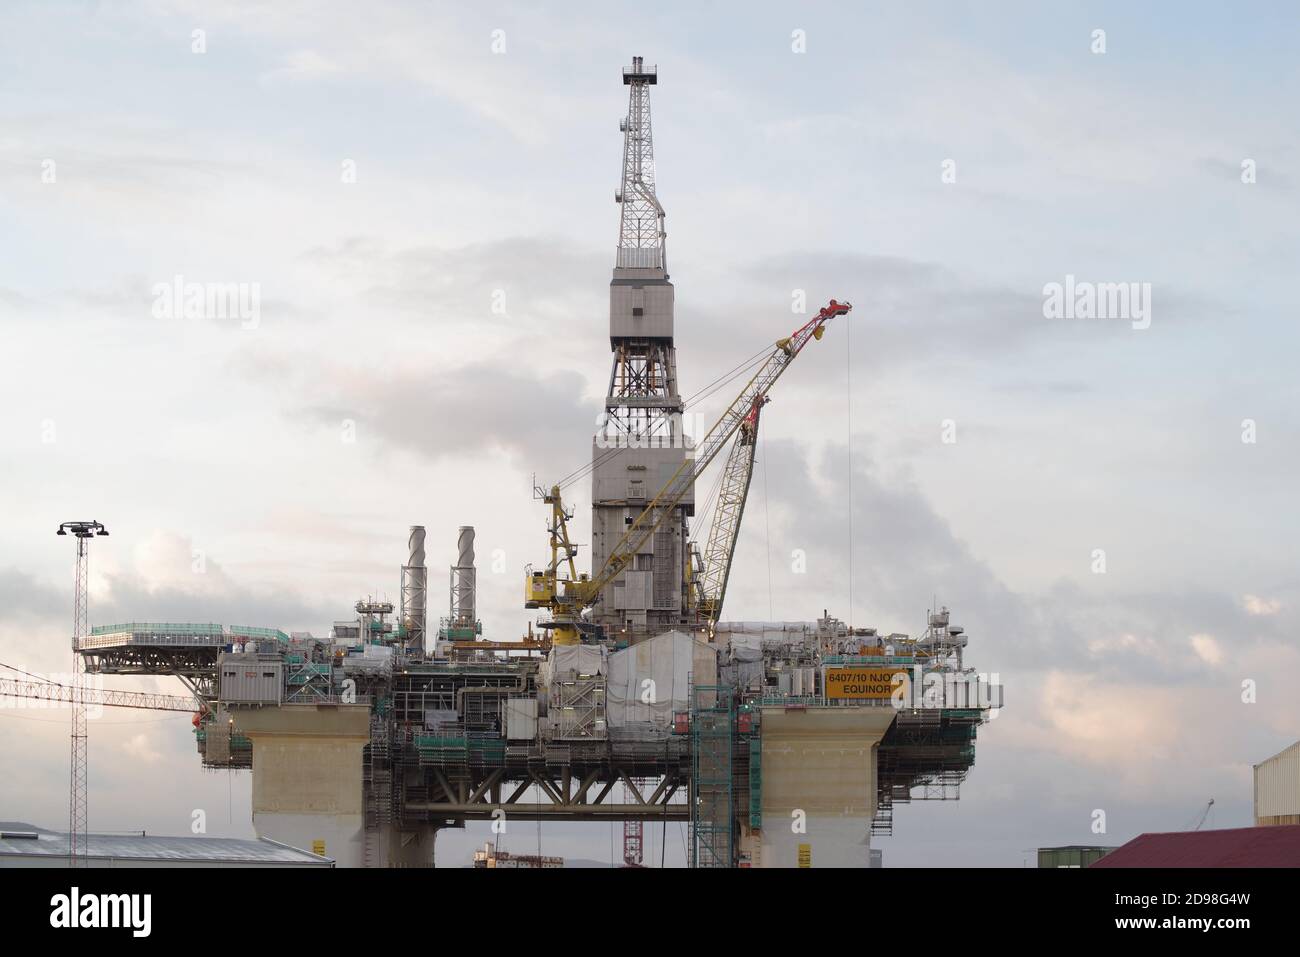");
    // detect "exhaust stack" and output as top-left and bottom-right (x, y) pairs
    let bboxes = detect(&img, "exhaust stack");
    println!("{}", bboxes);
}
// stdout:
(401, 525), (428, 654)
(451, 526), (477, 625)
